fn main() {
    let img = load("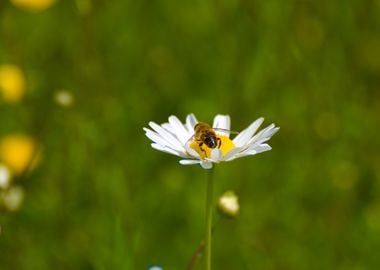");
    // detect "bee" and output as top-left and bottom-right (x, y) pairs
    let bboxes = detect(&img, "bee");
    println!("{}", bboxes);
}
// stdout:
(191, 122), (238, 156)
(193, 122), (222, 153)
